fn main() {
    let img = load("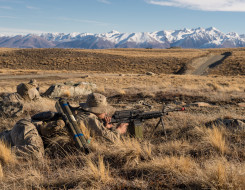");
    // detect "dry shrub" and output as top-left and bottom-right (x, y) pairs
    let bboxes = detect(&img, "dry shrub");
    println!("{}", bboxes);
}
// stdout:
(0, 140), (16, 165)
(195, 126), (228, 154)
(203, 157), (245, 189)
(86, 155), (111, 184)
